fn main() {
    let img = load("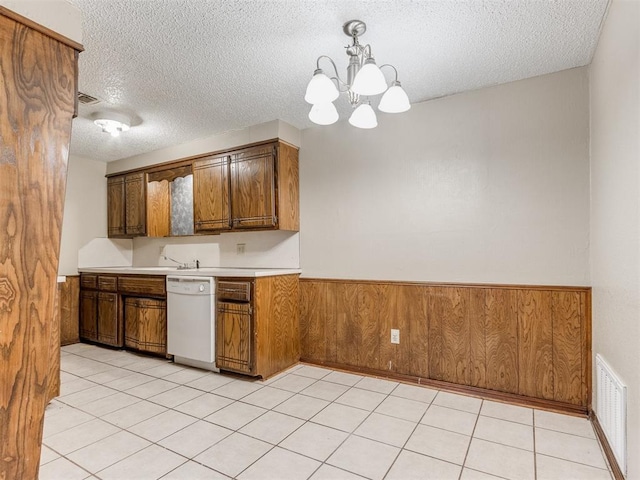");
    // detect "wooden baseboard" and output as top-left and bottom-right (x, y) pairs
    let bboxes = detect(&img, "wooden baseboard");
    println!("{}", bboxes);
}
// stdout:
(302, 358), (588, 416)
(590, 411), (625, 480)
